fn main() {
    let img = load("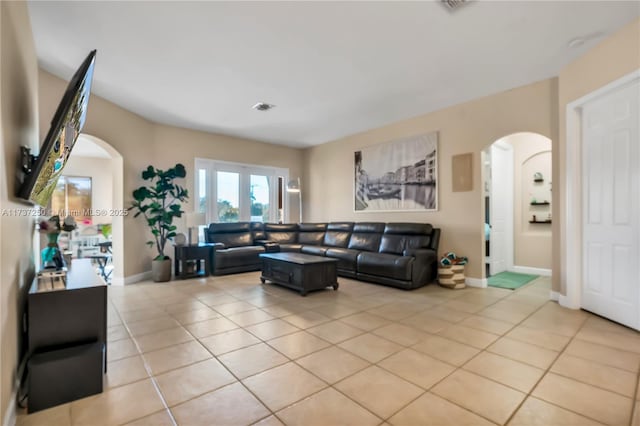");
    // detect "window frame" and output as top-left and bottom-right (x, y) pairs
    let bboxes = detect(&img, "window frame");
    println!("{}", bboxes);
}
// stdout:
(50, 175), (93, 222)
(195, 158), (288, 224)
